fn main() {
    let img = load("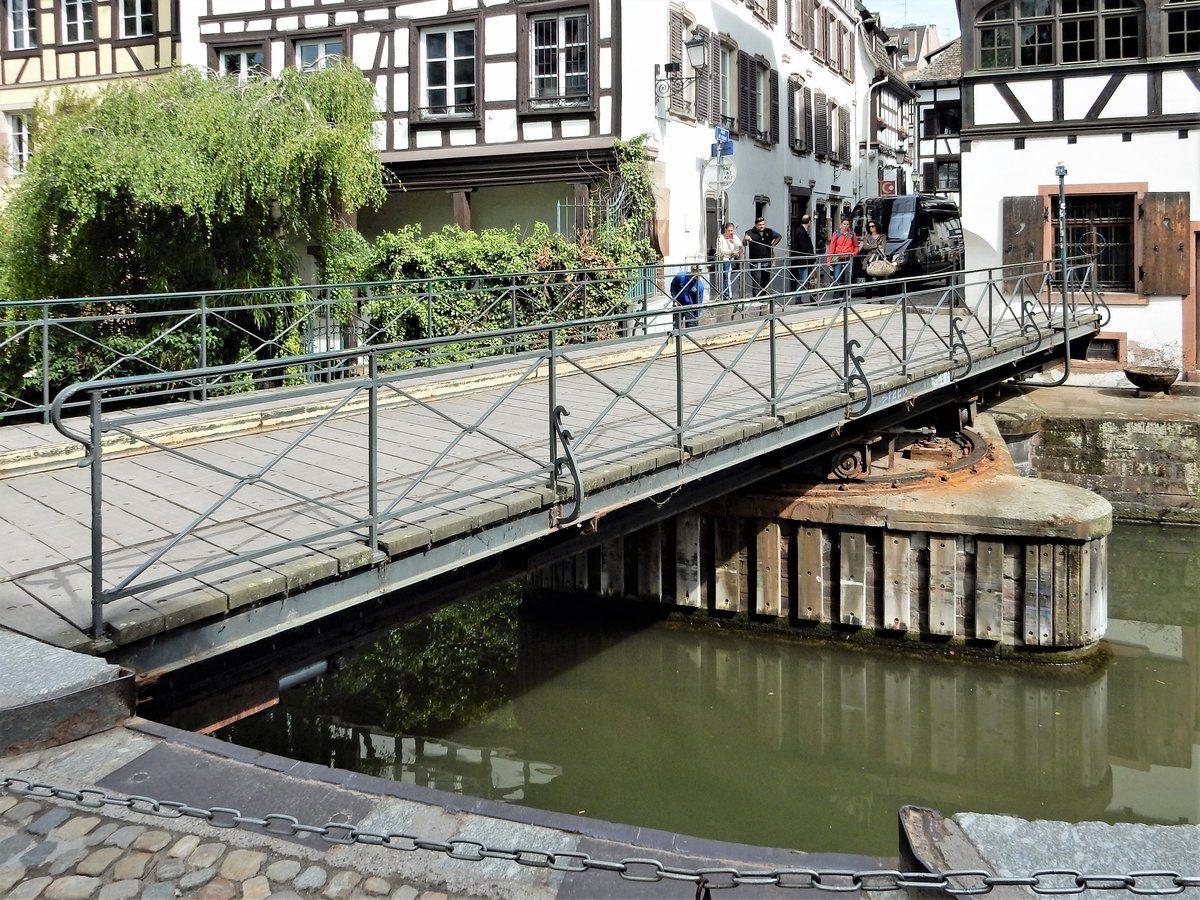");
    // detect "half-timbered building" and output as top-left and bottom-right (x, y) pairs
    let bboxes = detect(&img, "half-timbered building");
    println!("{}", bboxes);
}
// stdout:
(179, 0), (621, 239)
(958, 0), (1199, 374)
(910, 37), (962, 208)
(1, 0), (179, 185)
